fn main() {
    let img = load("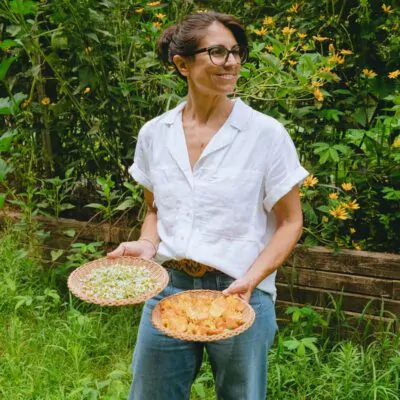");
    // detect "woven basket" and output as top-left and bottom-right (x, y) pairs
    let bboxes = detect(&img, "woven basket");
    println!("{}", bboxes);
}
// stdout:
(152, 289), (255, 342)
(67, 256), (169, 306)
